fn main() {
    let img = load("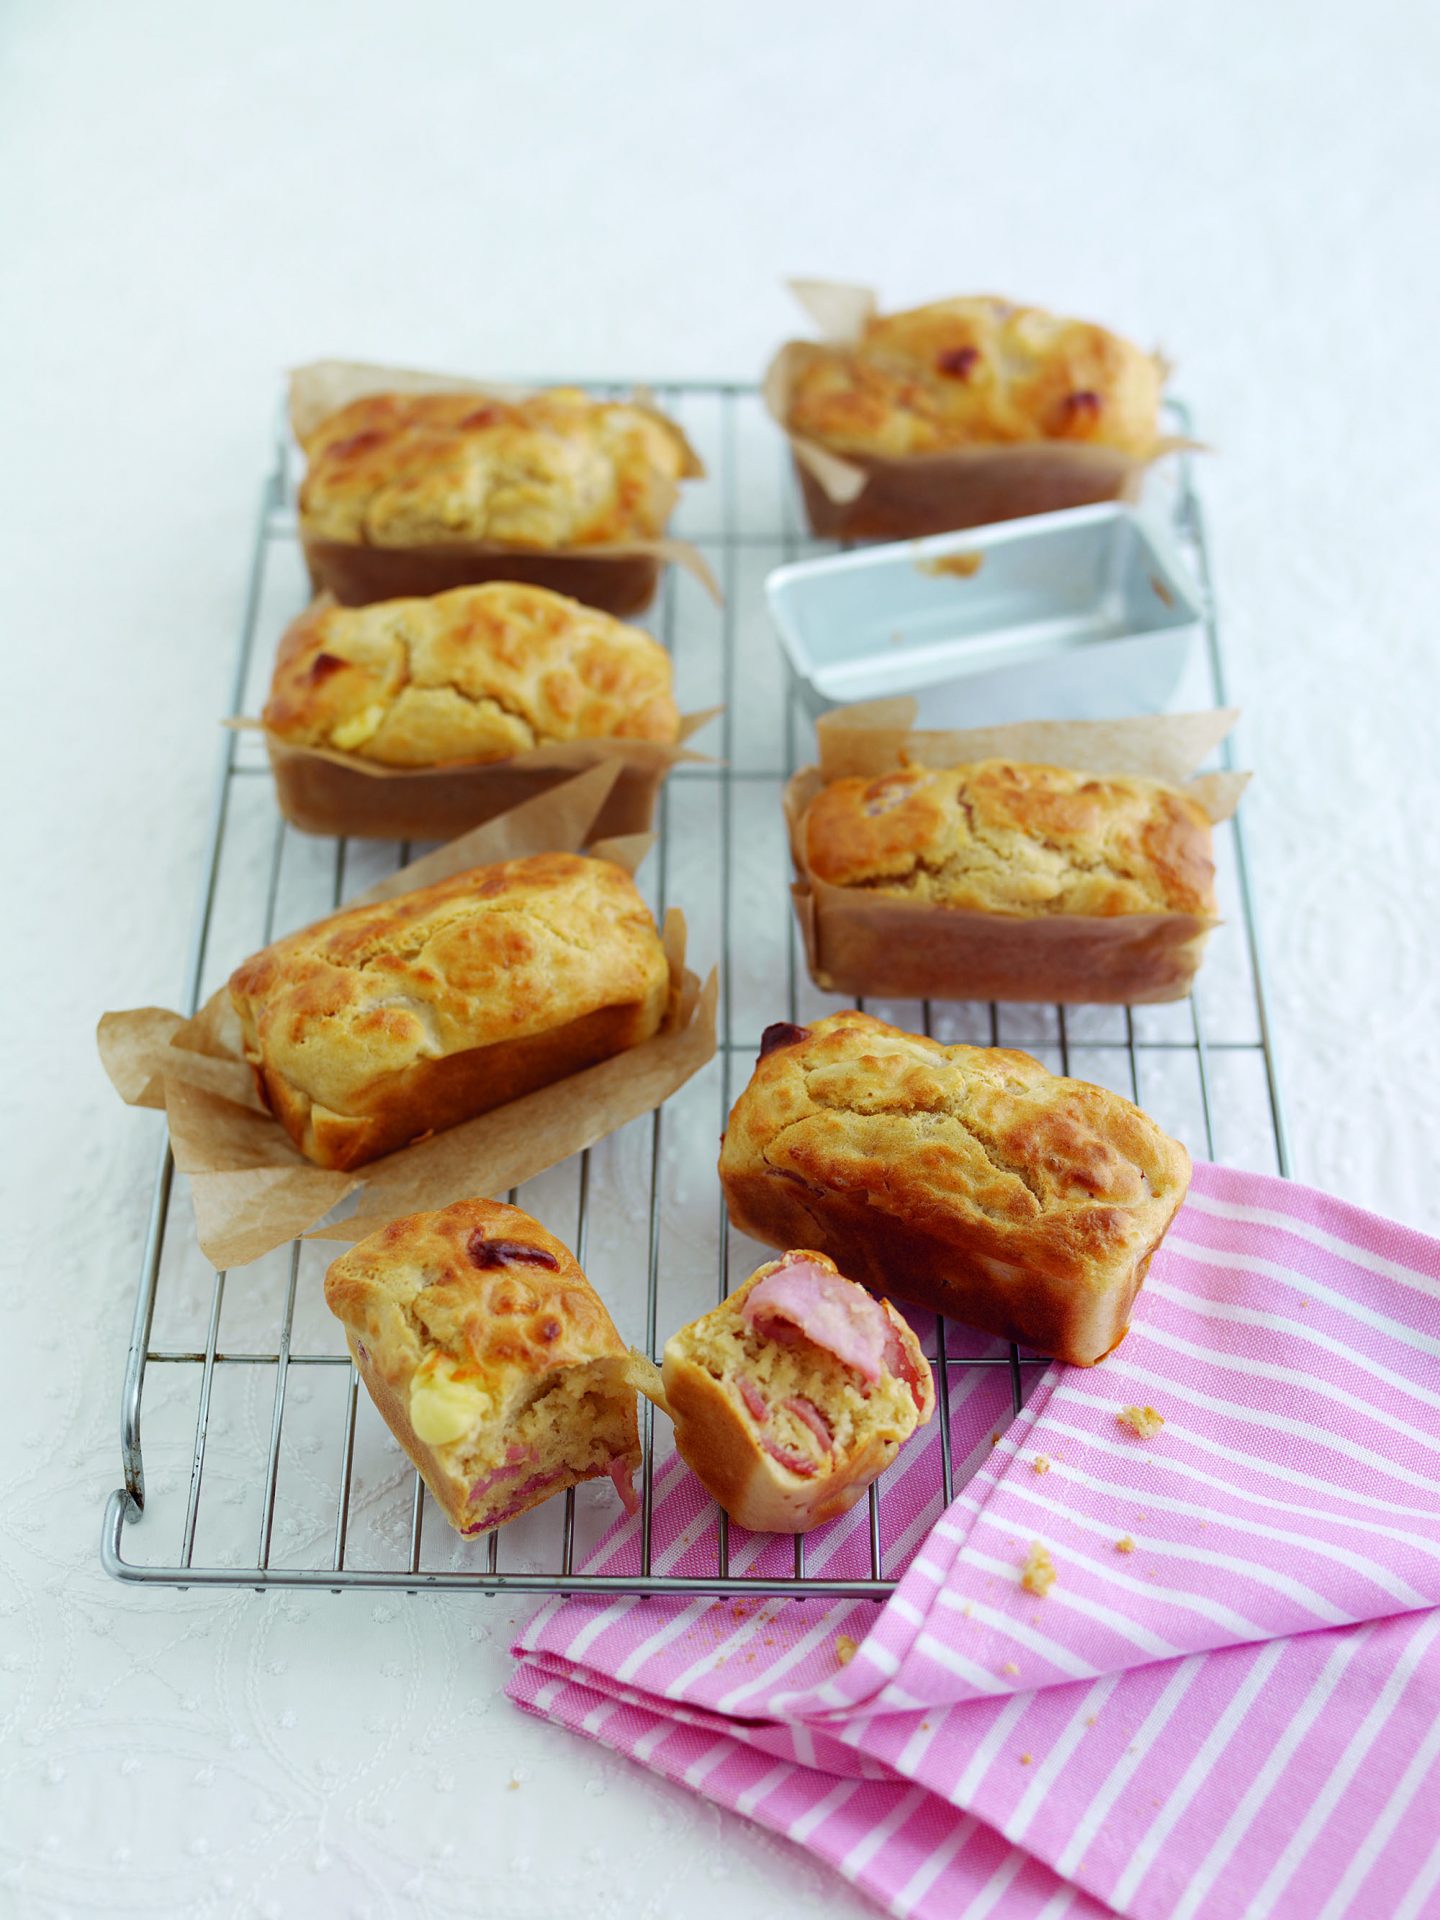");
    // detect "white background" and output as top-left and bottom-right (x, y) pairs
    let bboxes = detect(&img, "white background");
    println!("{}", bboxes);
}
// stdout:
(3, 2), (1438, 1915)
